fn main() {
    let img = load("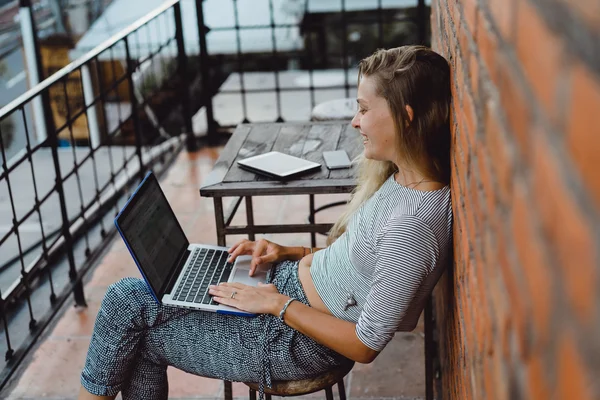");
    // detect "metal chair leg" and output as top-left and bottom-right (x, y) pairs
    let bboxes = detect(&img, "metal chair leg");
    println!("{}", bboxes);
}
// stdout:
(338, 378), (347, 400)
(249, 388), (257, 400)
(266, 394), (272, 400)
(325, 386), (334, 400)
(224, 380), (233, 400)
